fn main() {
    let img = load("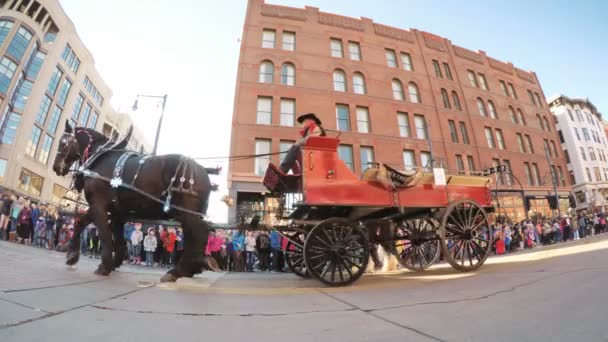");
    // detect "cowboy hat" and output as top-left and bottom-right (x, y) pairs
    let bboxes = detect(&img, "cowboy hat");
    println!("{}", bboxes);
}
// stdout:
(297, 113), (322, 125)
